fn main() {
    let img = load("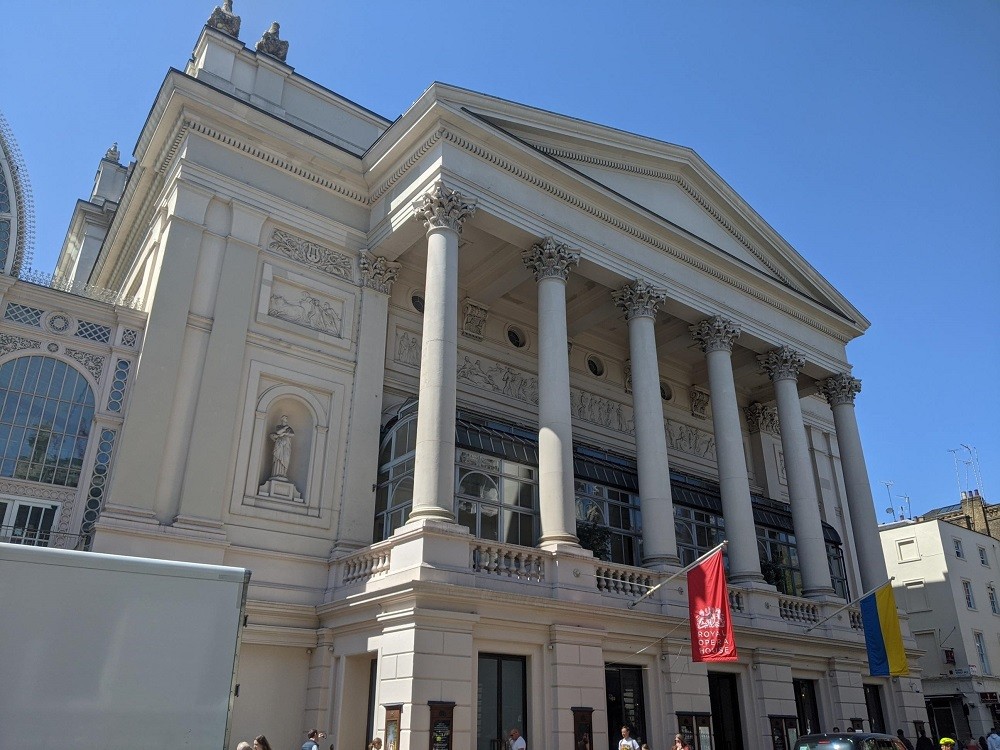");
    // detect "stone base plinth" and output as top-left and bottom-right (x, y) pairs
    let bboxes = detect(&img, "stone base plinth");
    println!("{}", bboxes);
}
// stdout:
(258, 477), (302, 501)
